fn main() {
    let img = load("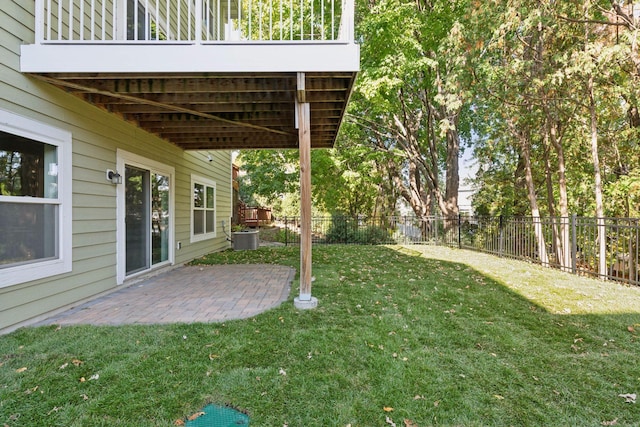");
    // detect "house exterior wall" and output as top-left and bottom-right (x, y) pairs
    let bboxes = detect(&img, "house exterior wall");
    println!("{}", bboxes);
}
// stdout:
(0, 1), (233, 333)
